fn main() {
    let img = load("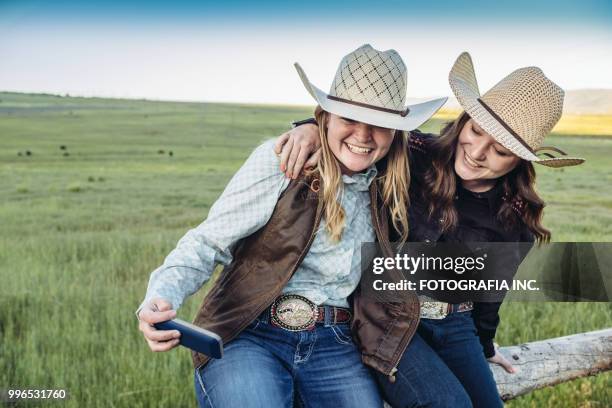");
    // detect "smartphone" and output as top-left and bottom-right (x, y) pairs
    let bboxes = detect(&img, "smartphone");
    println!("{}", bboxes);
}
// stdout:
(154, 318), (223, 359)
